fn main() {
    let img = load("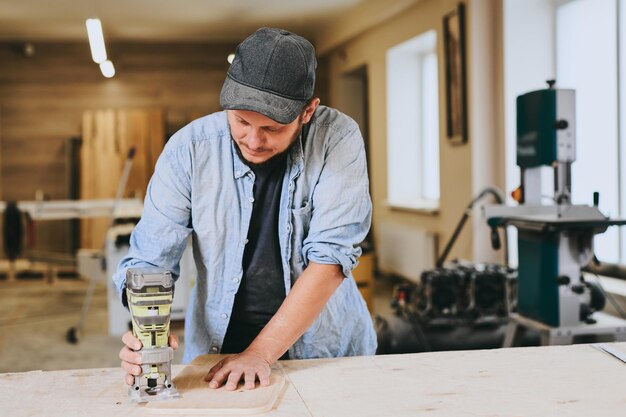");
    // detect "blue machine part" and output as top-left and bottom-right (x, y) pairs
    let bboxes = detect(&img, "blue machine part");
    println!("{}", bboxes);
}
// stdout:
(517, 230), (560, 326)
(516, 89), (558, 168)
